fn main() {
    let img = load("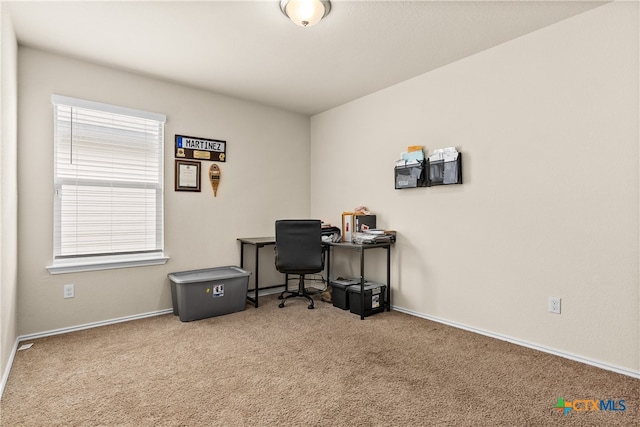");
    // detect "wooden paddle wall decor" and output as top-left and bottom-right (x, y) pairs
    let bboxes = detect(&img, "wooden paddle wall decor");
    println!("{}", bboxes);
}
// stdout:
(209, 164), (221, 197)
